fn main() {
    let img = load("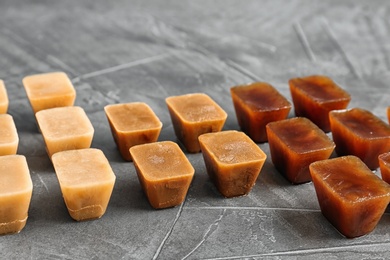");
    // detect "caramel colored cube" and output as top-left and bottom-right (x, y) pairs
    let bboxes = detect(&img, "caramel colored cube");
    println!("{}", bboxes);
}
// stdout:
(23, 72), (76, 114)
(0, 114), (18, 155)
(0, 80), (9, 114)
(0, 155), (33, 235)
(387, 106), (390, 124)
(130, 141), (194, 209)
(289, 75), (350, 132)
(230, 82), (291, 143)
(166, 93), (227, 153)
(379, 152), (390, 184)
(36, 106), (94, 158)
(329, 108), (390, 169)
(310, 156), (390, 238)
(104, 102), (162, 161)
(266, 117), (335, 184)
(52, 148), (116, 221)
(198, 130), (266, 198)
